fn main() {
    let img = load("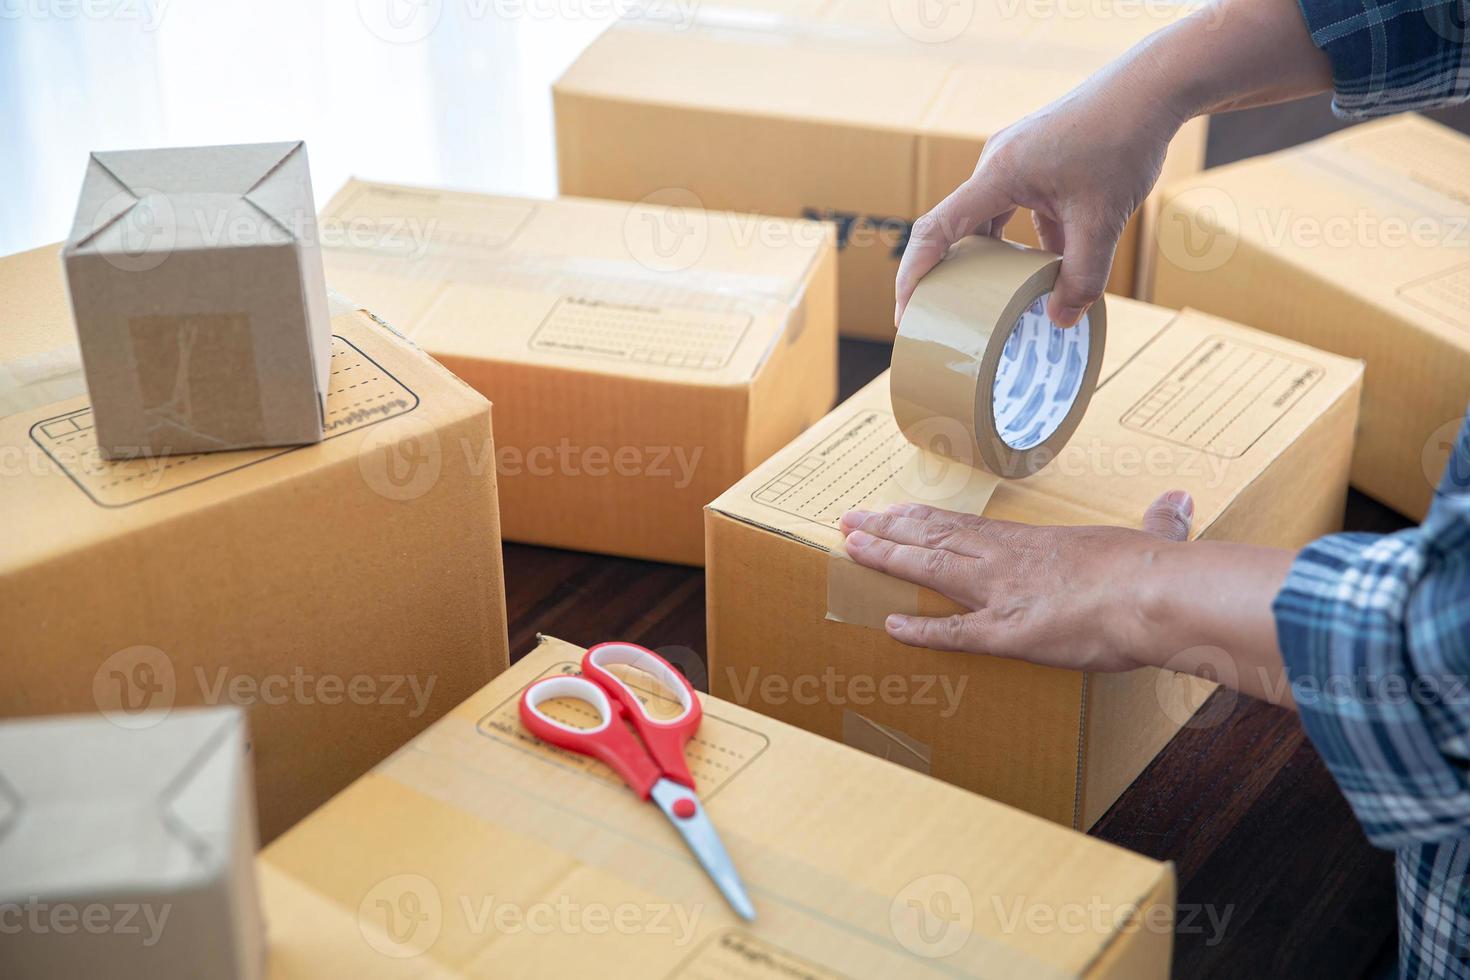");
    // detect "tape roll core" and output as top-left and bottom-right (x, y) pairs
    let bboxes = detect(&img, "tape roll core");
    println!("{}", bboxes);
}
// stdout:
(892, 236), (1106, 479)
